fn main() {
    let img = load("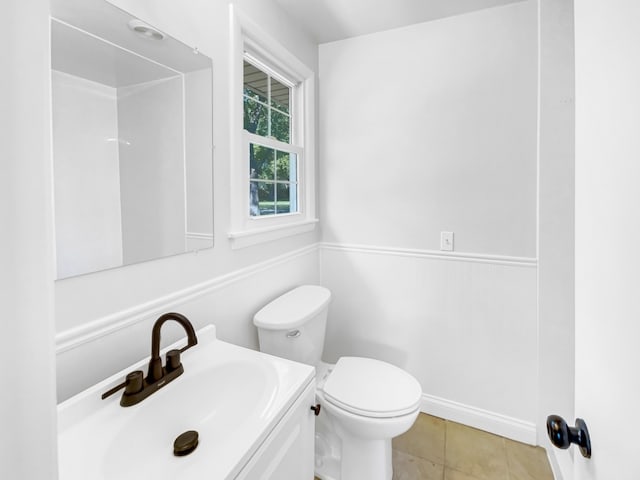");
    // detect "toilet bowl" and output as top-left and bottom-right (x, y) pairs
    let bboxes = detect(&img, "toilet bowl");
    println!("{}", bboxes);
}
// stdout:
(253, 285), (422, 480)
